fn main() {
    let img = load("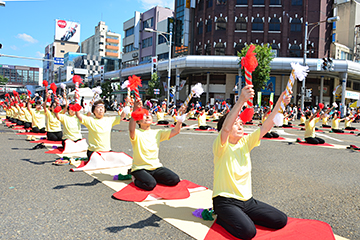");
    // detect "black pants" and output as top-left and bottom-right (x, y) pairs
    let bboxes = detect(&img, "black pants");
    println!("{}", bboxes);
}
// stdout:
(263, 131), (279, 138)
(199, 125), (212, 130)
(282, 125), (292, 128)
(345, 126), (356, 130)
(322, 124), (331, 128)
(24, 122), (32, 129)
(131, 167), (180, 191)
(213, 196), (287, 240)
(299, 123), (305, 126)
(32, 127), (46, 133)
(332, 128), (344, 133)
(157, 120), (169, 125)
(16, 120), (24, 126)
(305, 137), (325, 144)
(47, 131), (63, 141)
